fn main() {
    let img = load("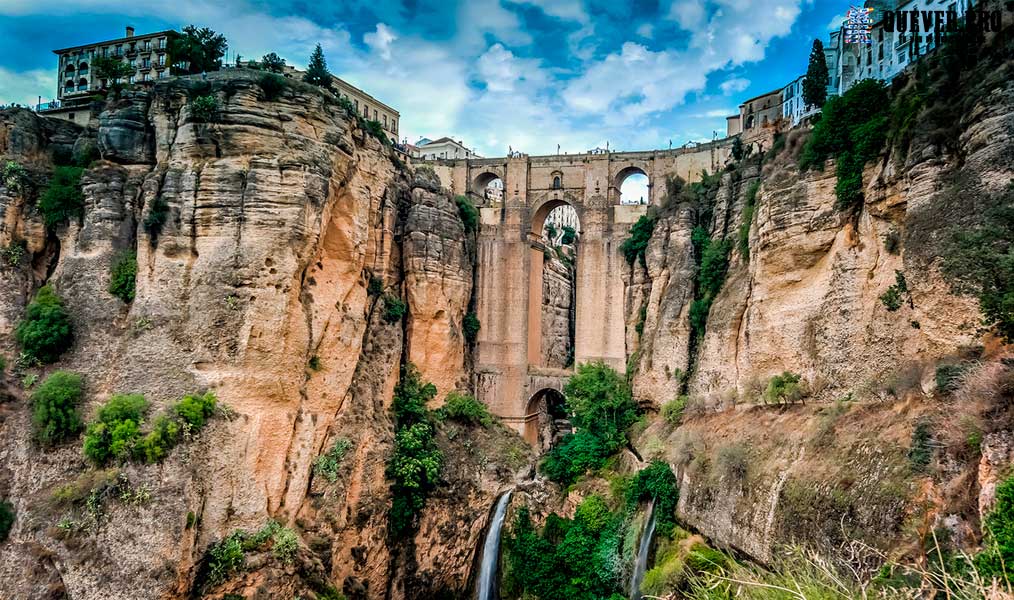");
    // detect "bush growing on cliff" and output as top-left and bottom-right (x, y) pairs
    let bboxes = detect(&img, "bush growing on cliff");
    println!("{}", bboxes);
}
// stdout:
(303, 44), (332, 89)
(38, 166), (84, 229)
(621, 214), (656, 267)
(688, 229), (732, 342)
(189, 95), (219, 122)
(108, 251), (137, 303)
(437, 392), (492, 427)
(313, 438), (353, 483)
(941, 184), (1014, 343)
(561, 225), (576, 245)
(143, 196), (170, 240)
(364, 120), (390, 145)
(454, 195), (478, 233)
(16, 285), (73, 364)
(3, 160), (29, 193)
(975, 475), (1014, 584)
(31, 371), (84, 447)
(83, 394), (149, 465)
(627, 460), (679, 537)
(763, 371), (806, 404)
(257, 73), (287, 101)
(463, 311), (480, 343)
(382, 294), (406, 323)
(662, 395), (687, 425)
(387, 364), (443, 538)
(0, 500), (13, 542)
